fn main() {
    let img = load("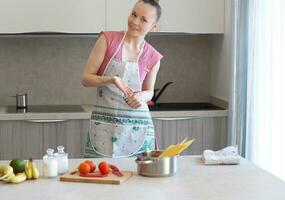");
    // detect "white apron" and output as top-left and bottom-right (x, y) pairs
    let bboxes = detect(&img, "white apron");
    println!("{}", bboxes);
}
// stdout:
(85, 33), (155, 158)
